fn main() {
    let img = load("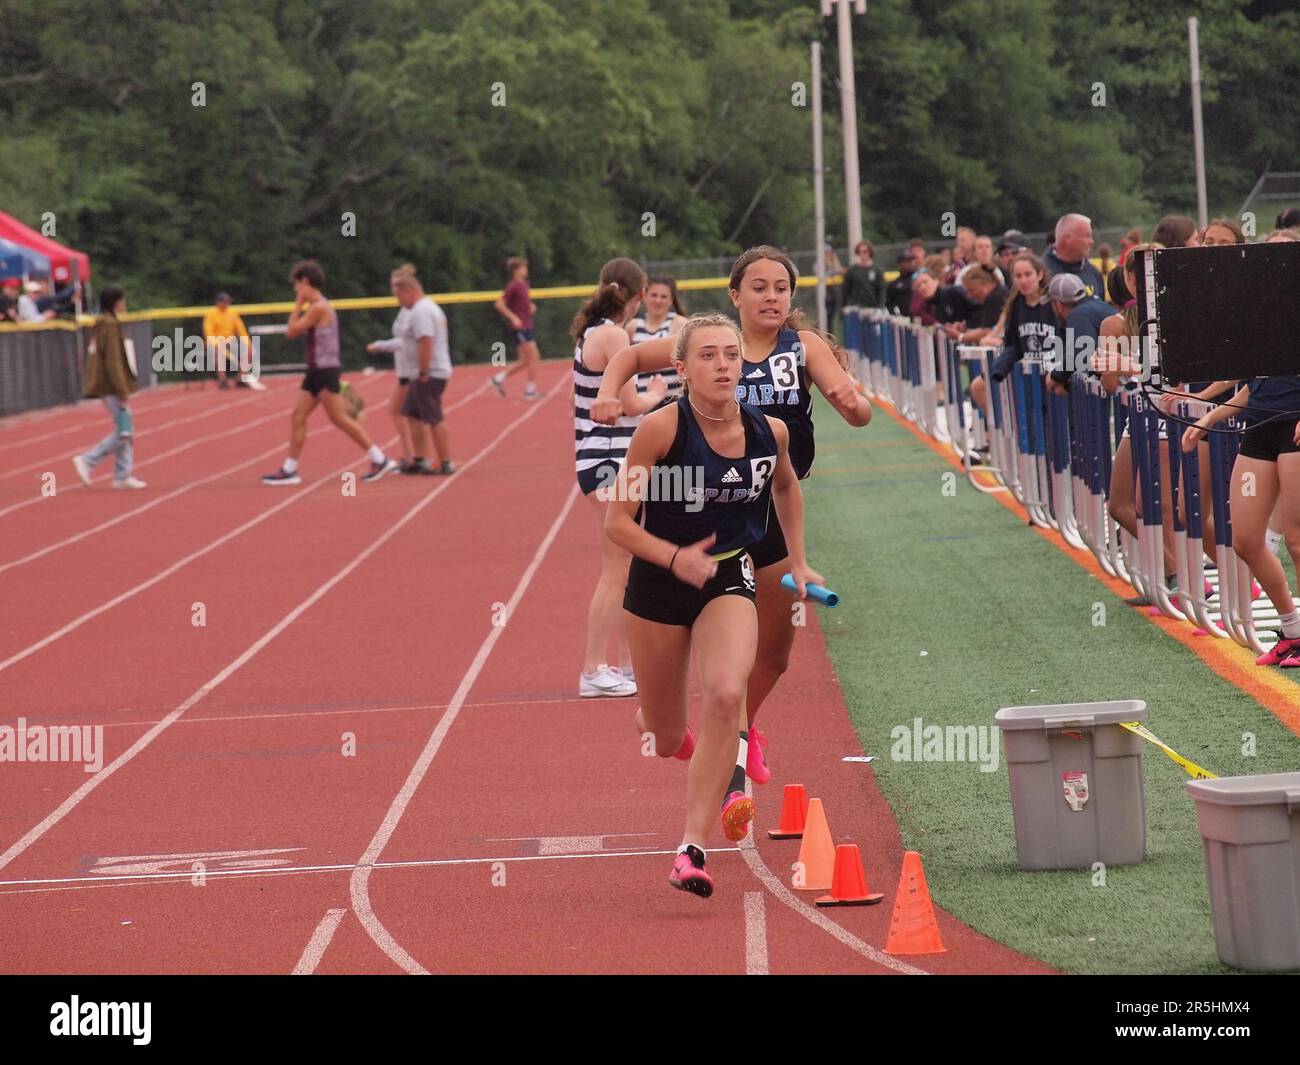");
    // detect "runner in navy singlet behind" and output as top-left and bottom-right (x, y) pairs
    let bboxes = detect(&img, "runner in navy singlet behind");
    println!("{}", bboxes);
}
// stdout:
(607, 313), (820, 898)
(593, 246), (871, 789)
(262, 259), (399, 485)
